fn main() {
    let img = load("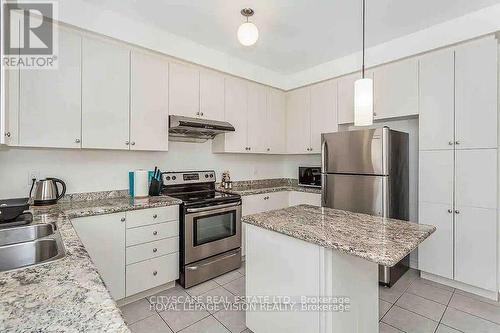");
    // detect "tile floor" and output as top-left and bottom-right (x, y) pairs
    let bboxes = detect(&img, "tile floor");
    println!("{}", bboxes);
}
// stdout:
(120, 263), (500, 333)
